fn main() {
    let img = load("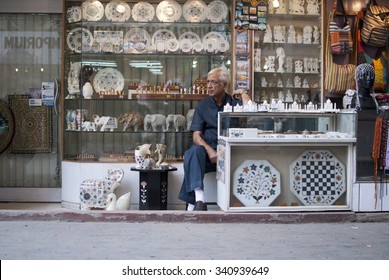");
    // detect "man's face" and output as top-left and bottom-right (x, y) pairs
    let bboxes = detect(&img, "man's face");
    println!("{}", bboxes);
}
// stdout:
(207, 72), (227, 98)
